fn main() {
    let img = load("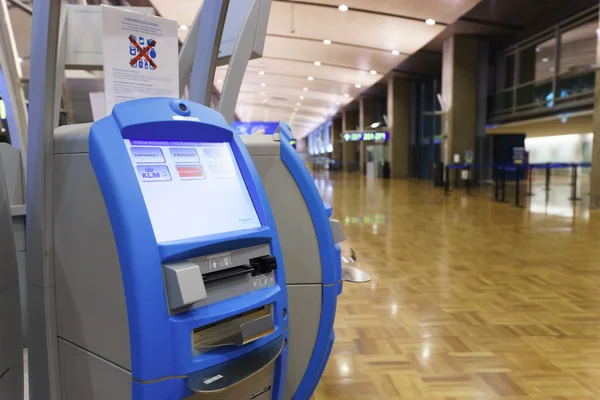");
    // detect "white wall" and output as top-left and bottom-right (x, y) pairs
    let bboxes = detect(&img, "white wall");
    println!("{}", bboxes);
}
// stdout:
(525, 133), (593, 163)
